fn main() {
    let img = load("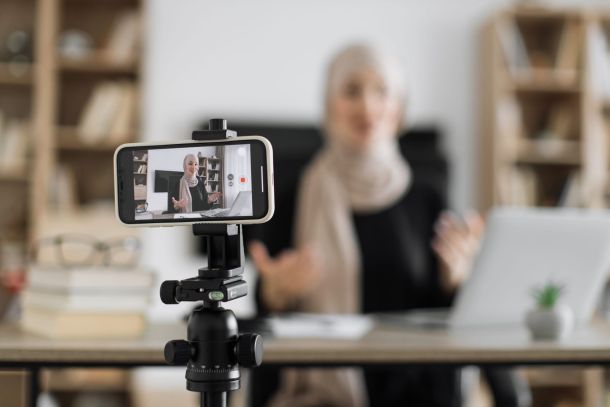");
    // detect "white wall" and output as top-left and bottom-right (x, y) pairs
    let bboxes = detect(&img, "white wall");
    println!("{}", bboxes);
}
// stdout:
(142, 0), (605, 321)
(223, 144), (252, 207)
